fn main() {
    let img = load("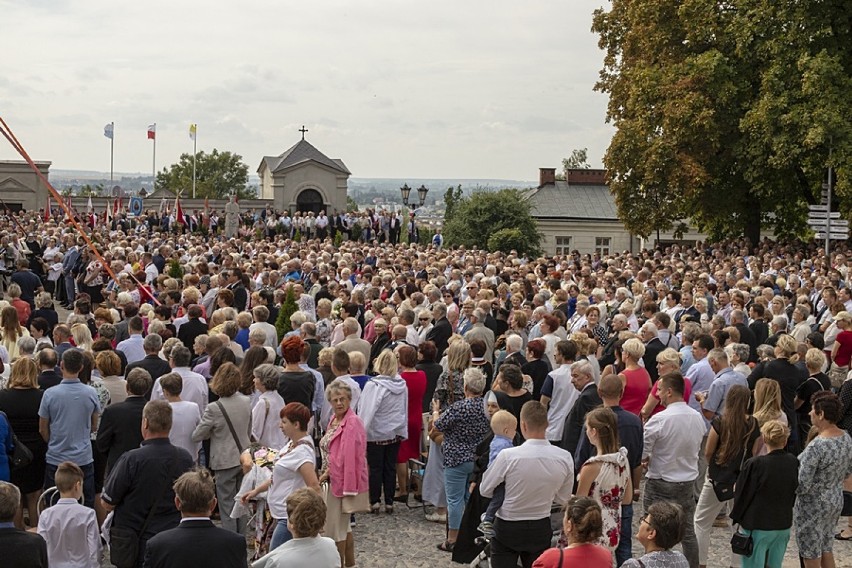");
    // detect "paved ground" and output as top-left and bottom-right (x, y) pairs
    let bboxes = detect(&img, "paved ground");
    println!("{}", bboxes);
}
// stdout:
(349, 501), (852, 568)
